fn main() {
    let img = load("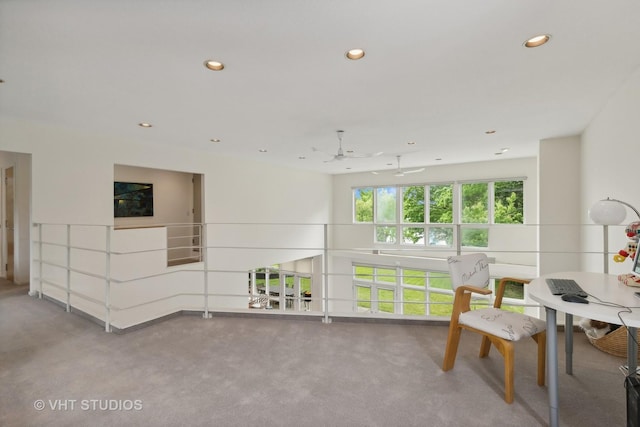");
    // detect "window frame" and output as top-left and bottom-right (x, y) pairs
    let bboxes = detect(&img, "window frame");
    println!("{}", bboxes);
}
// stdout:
(353, 178), (525, 250)
(353, 263), (527, 317)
